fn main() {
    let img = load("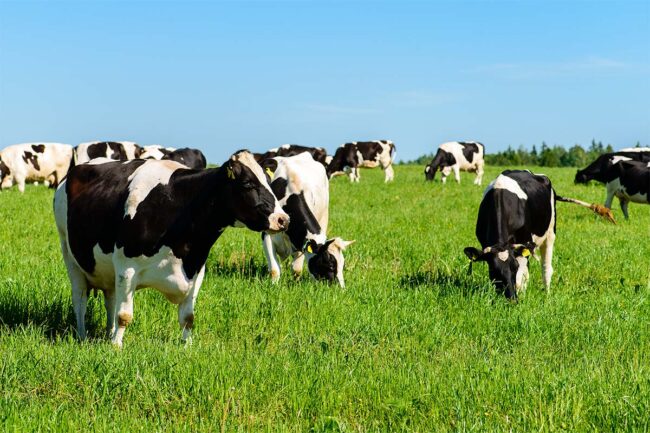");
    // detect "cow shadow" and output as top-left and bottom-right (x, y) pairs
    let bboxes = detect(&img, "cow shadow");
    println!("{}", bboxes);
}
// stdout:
(0, 294), (103, 341)
(209, 257), (269, 280)
(399, 269), (487, 297)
